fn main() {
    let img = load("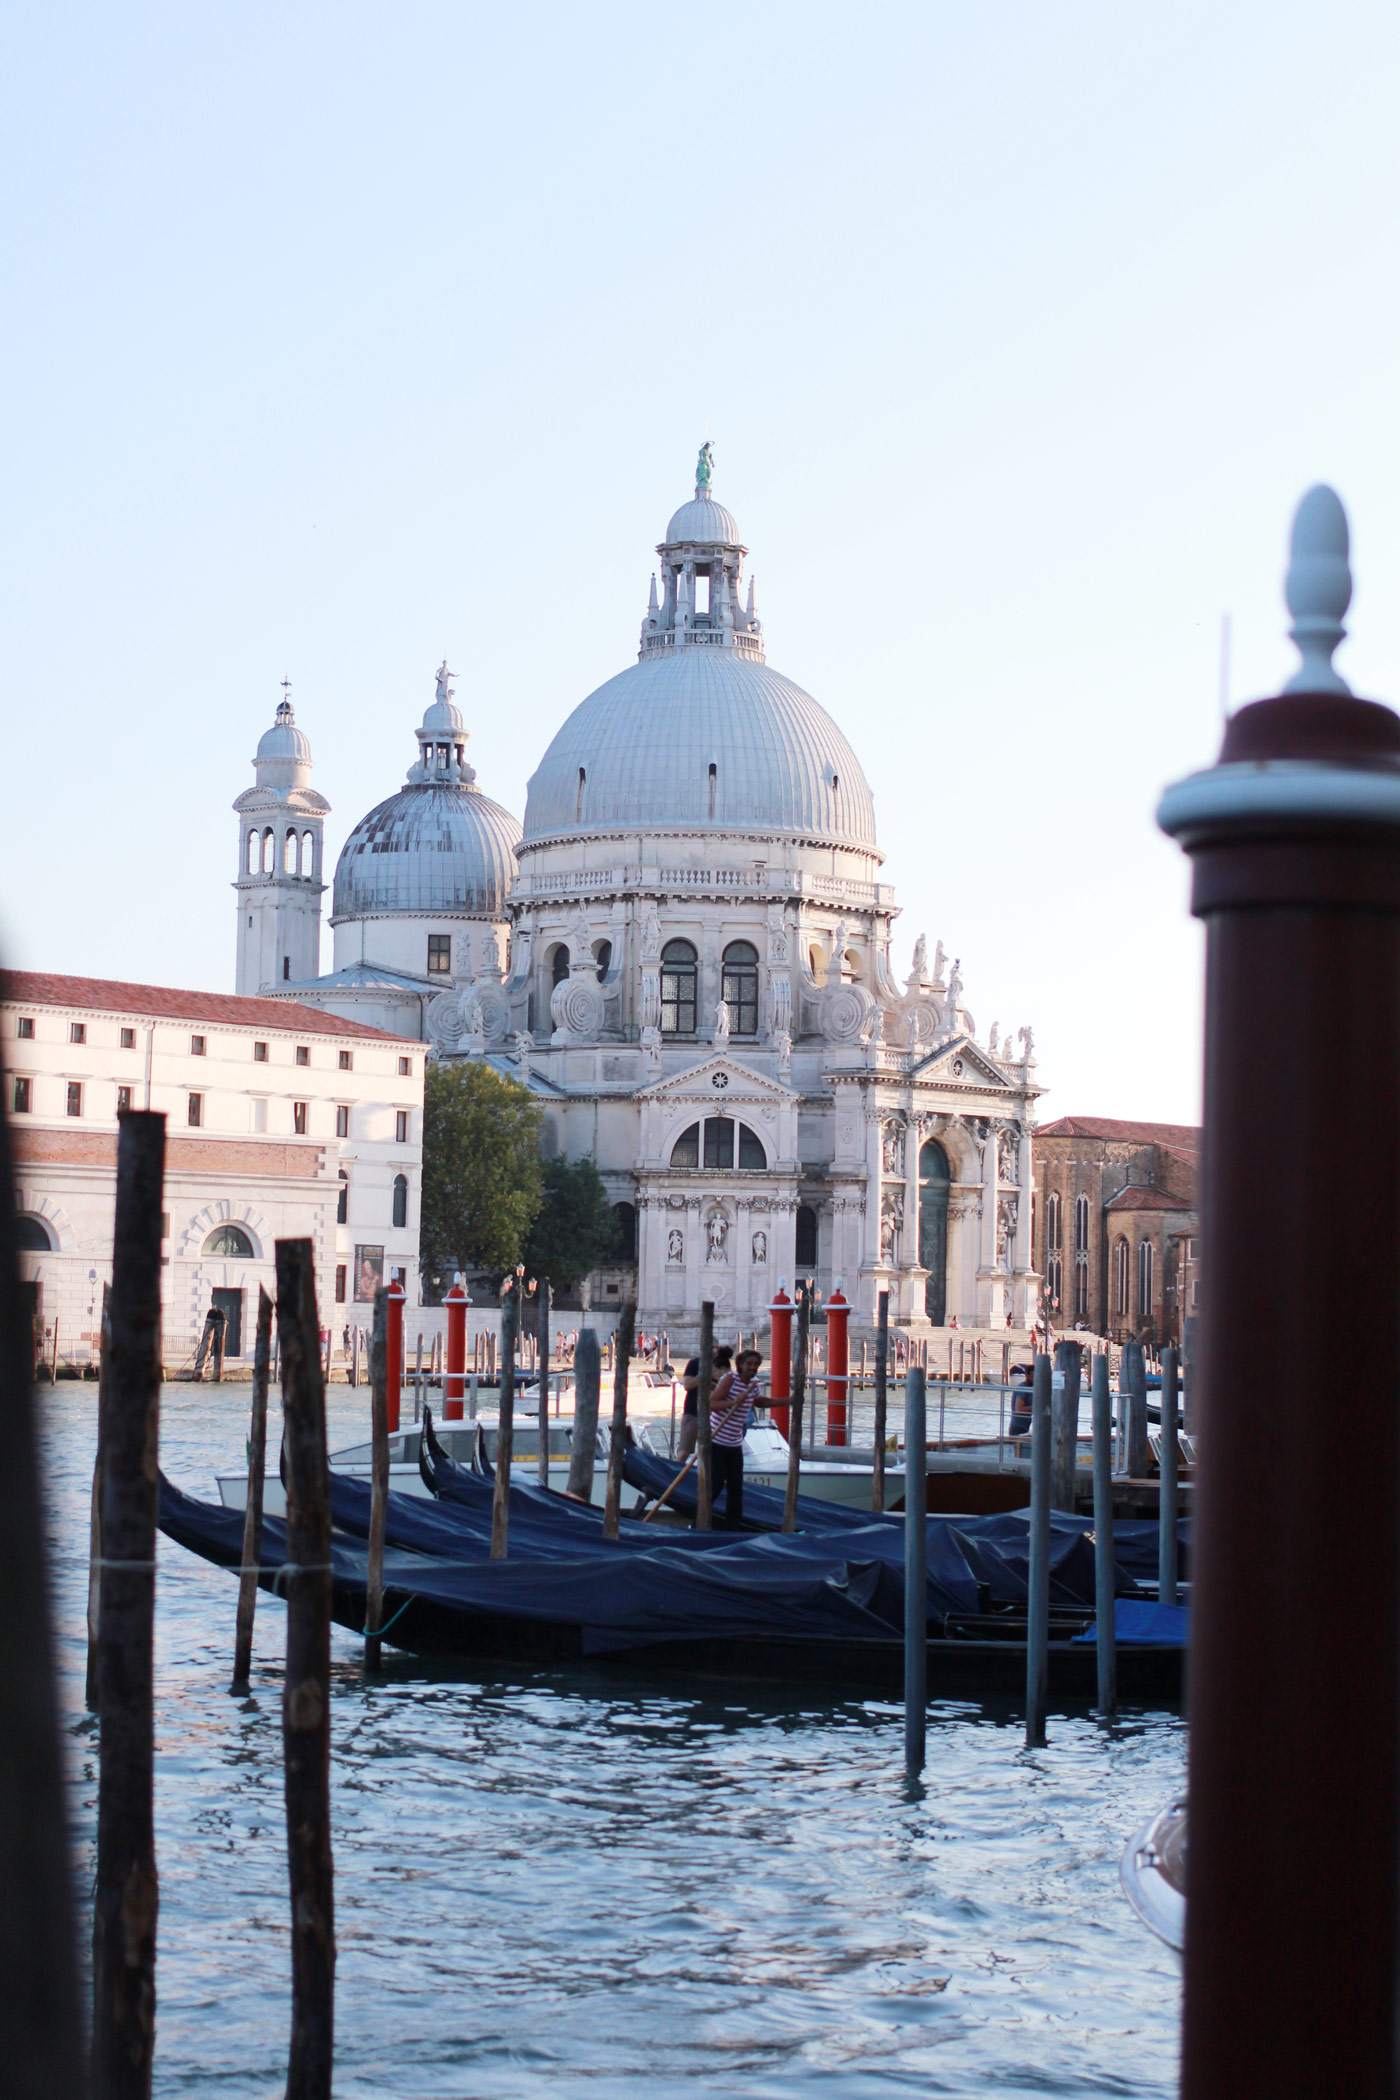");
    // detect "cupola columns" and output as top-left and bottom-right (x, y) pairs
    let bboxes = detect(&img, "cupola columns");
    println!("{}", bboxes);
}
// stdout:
(233, 690), (329, 995)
